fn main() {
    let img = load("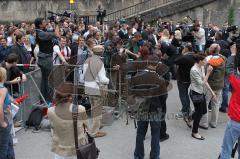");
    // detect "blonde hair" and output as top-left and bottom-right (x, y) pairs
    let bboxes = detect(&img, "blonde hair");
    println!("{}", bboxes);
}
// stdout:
(174, 30), (182, 40)
(0, 67), (7, 83)
(162, 29), (170, 39)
